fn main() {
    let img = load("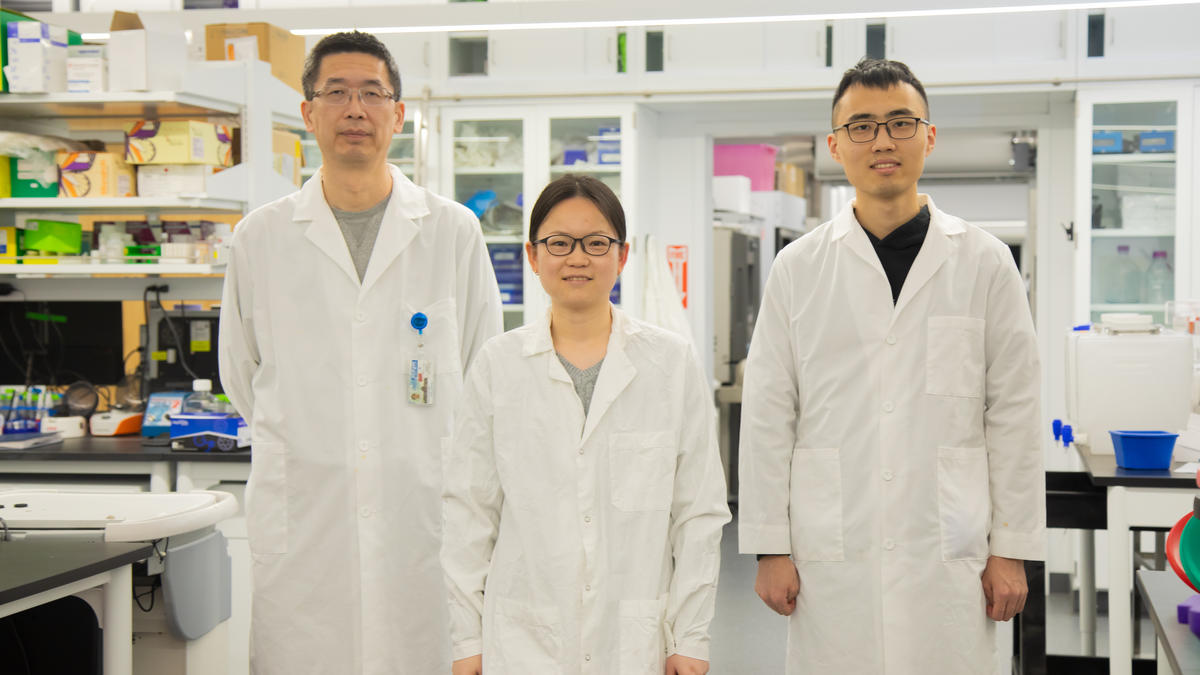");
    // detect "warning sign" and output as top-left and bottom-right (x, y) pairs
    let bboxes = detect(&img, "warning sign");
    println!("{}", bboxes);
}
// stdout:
(666, 245), (688, 308)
